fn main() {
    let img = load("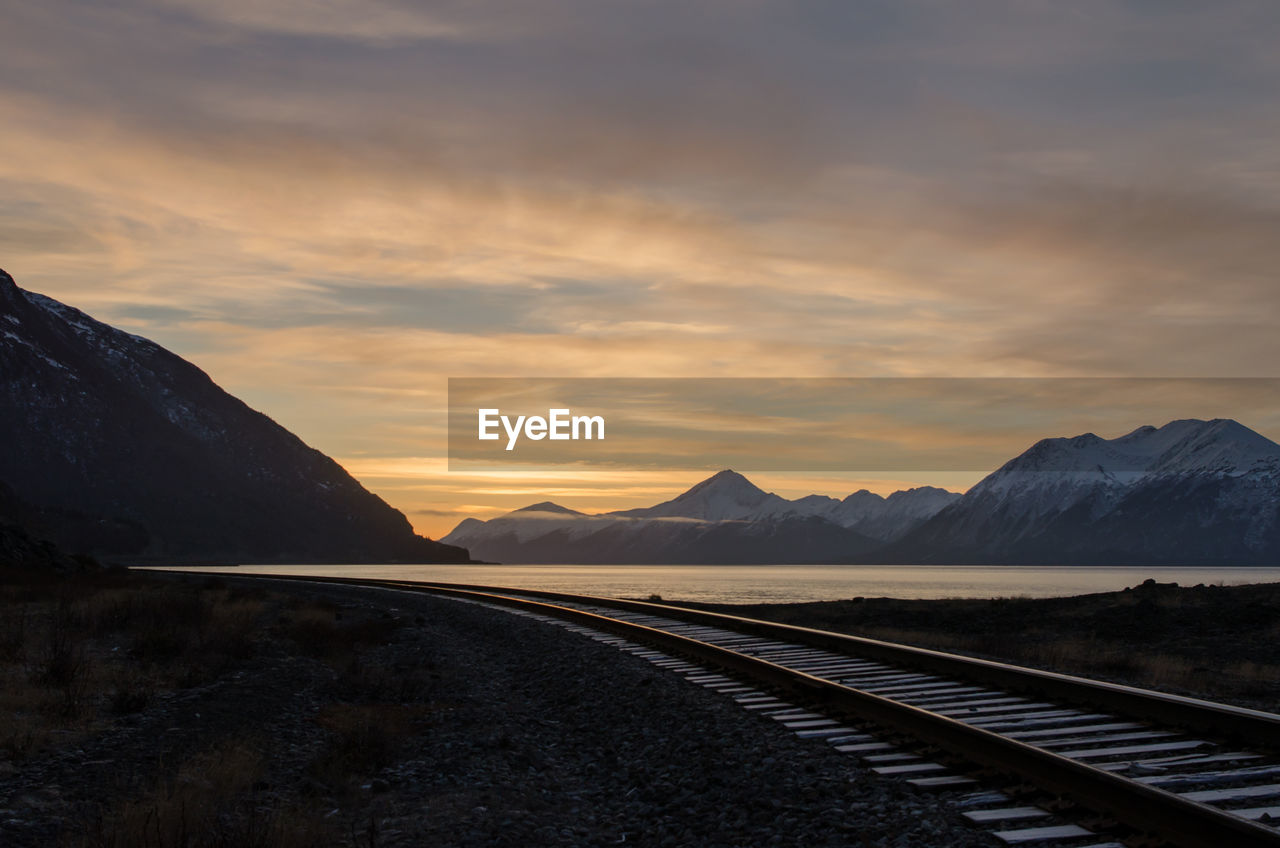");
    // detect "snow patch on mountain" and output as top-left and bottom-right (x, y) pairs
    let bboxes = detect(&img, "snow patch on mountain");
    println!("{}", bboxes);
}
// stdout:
(23, 290), (160, 353)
